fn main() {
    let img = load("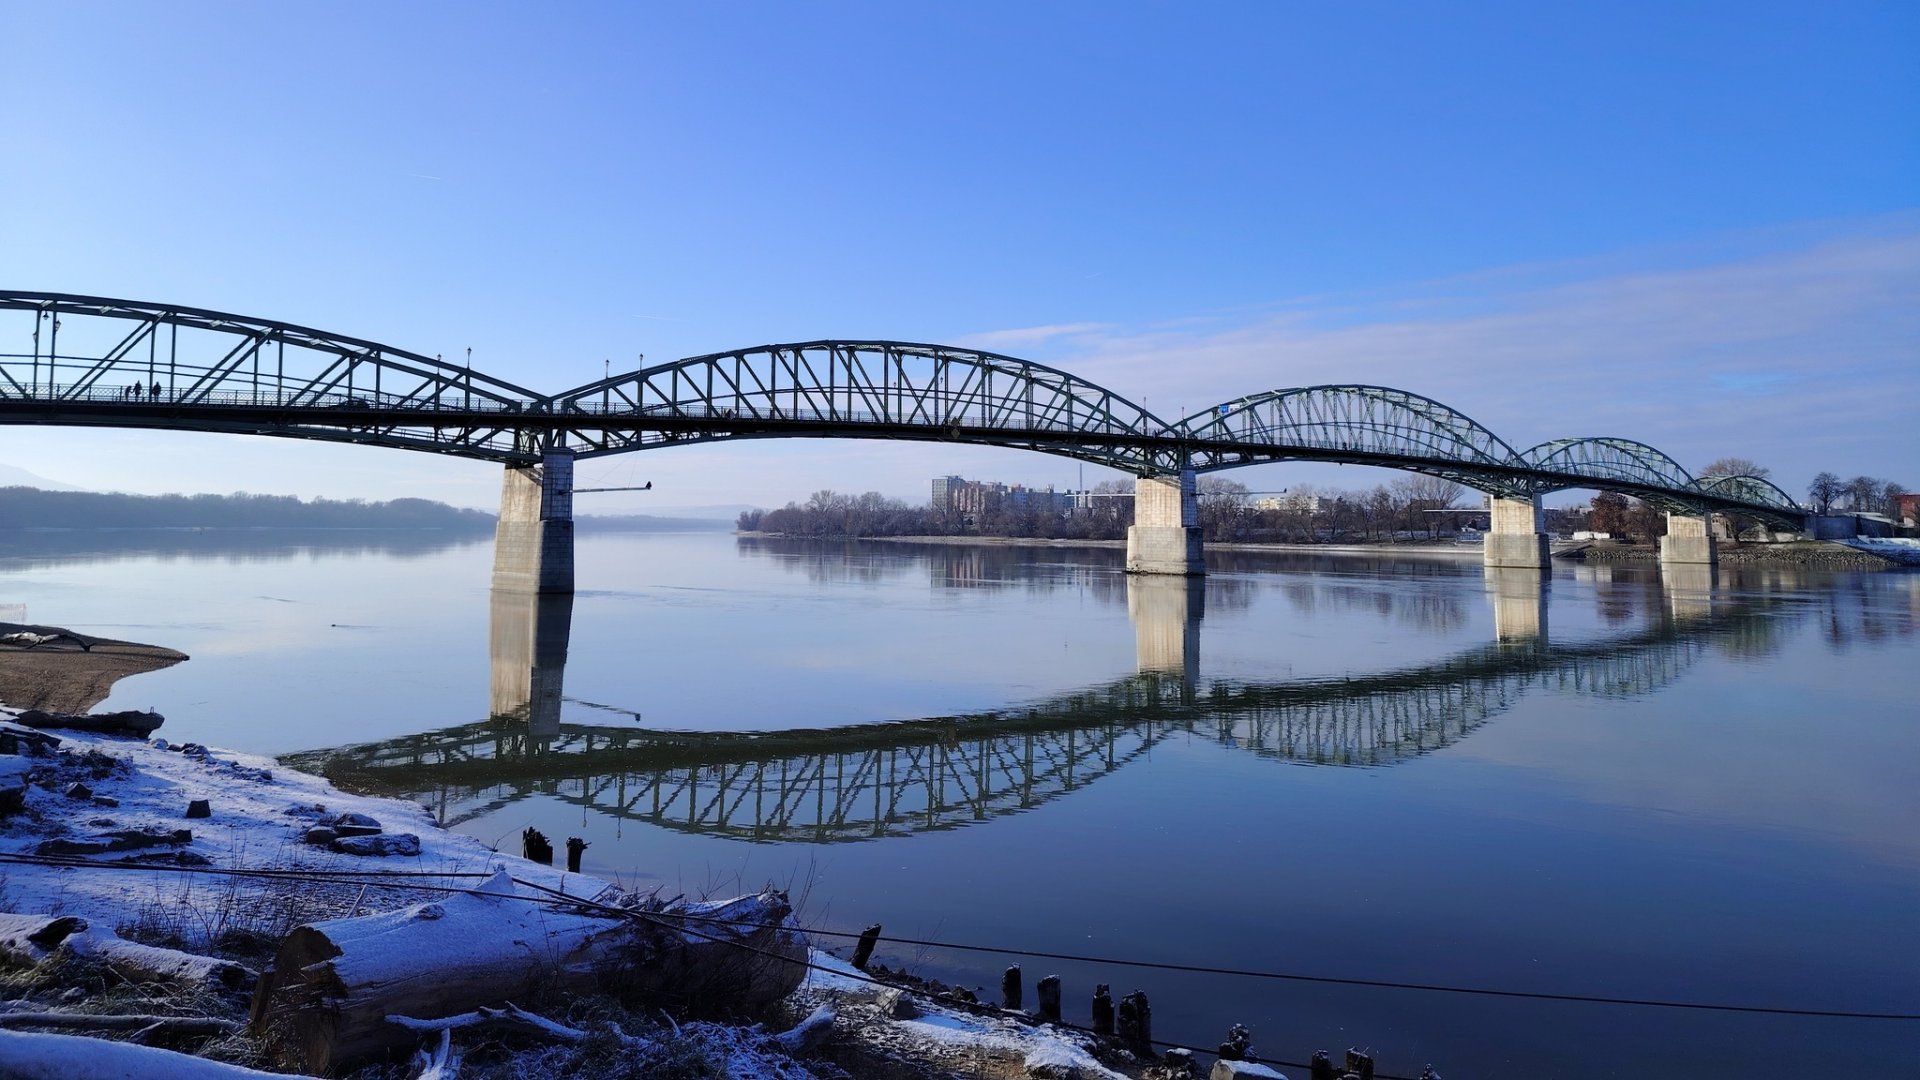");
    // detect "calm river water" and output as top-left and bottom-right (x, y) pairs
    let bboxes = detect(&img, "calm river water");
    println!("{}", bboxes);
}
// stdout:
(3, 529), (1916, 1078)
